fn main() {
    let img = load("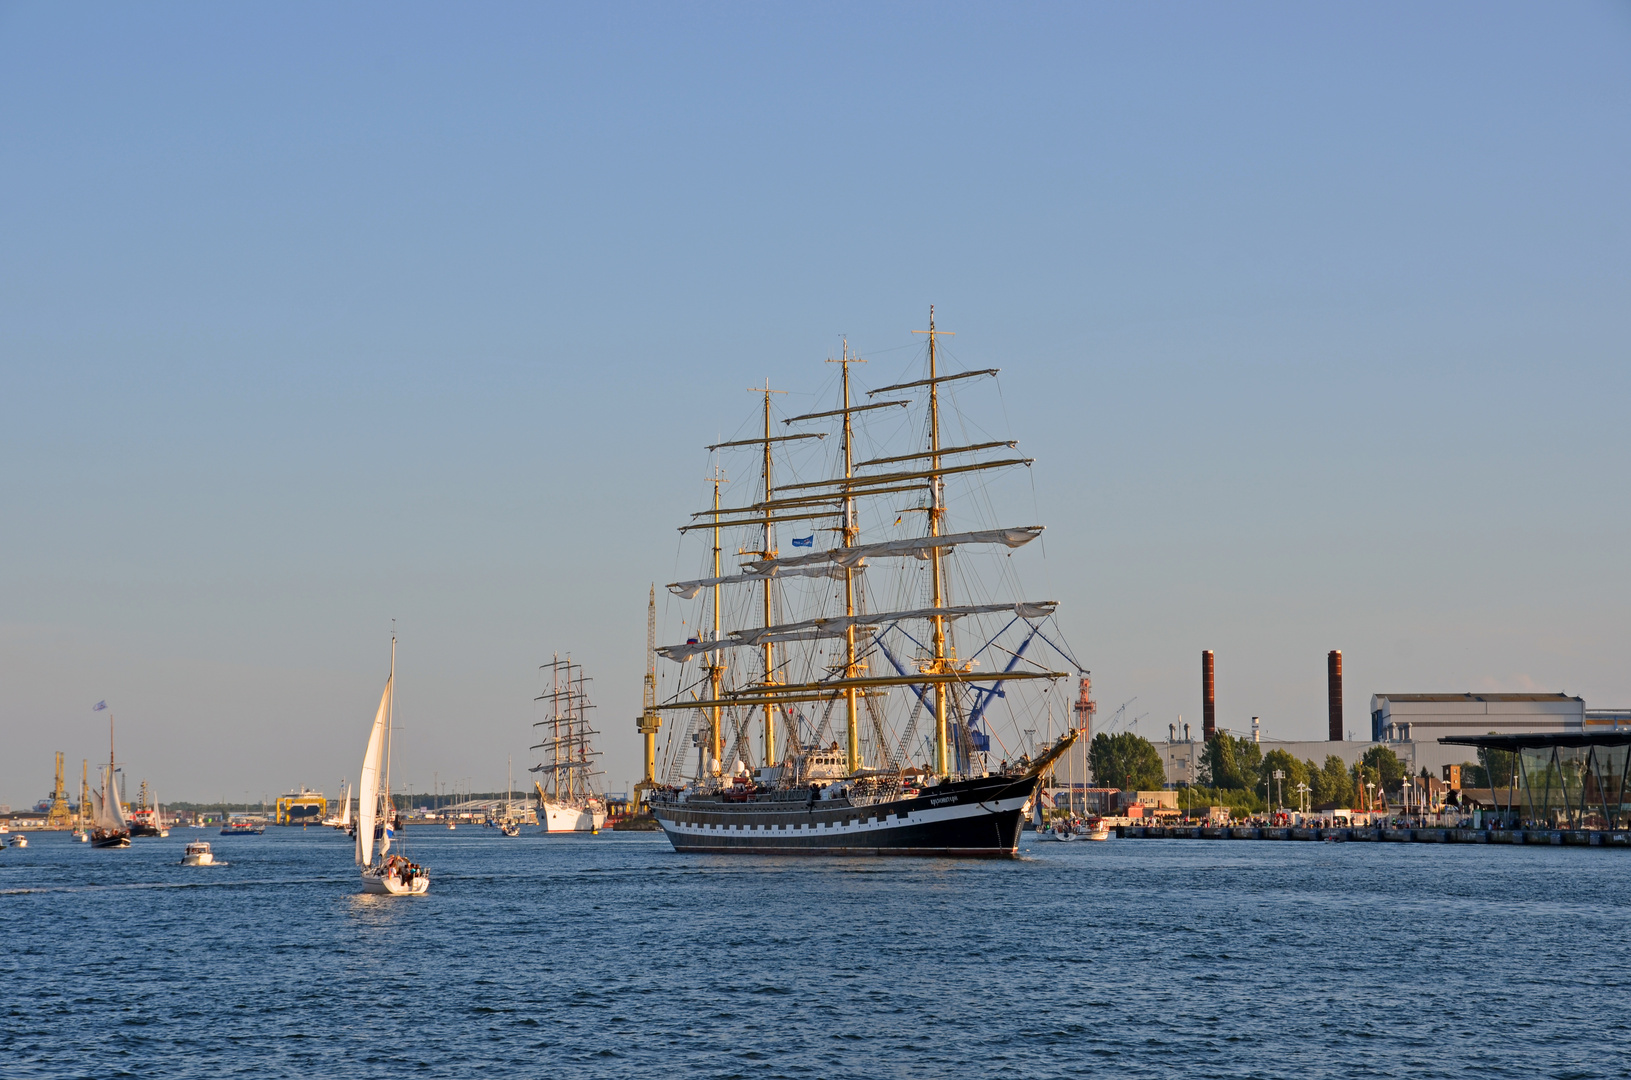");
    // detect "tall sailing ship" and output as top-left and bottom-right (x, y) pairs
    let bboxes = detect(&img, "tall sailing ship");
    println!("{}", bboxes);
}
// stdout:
(531, 656), (608, 832)
(646, 310), (1082, 857)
